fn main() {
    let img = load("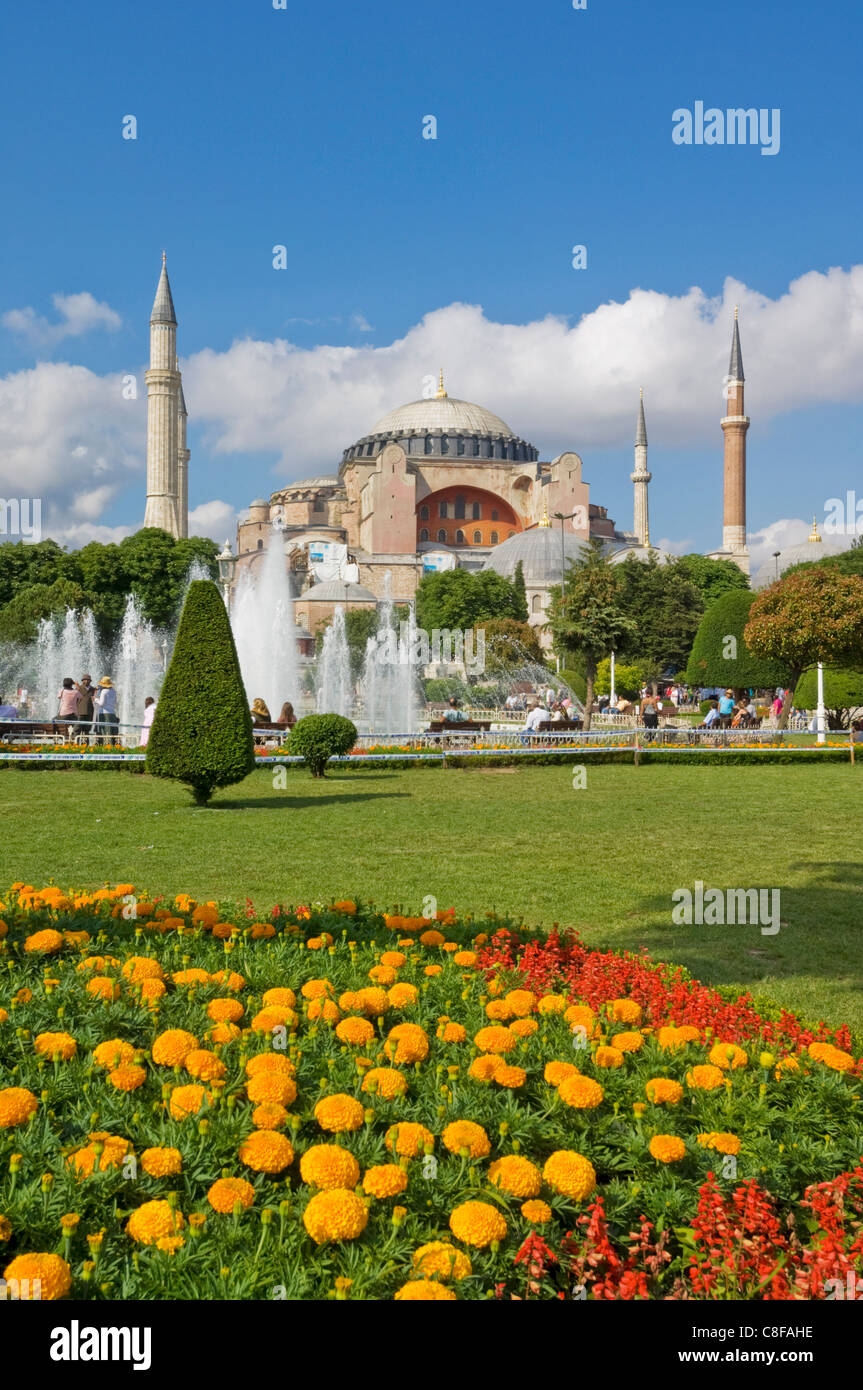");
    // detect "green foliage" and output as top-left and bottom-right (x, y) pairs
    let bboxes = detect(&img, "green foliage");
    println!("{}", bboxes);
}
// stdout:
(481, 617), (544, 669)
(685, 590), (789, 689)
(0, 577), (86, 642)
(595, 656), (641, 698)
(146, 580), (255, 805)
(415, 568), (526, 631)
(673, 553), (750, 606)
(511, 560), (528, 622)
(288, 712), (358, 777)
(559, 667), (587, 702)
(614, 554), (704, 673)
(423, 677), (471, 703)
(546, 541), (635, 727)
(794, 665), (863, 728)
